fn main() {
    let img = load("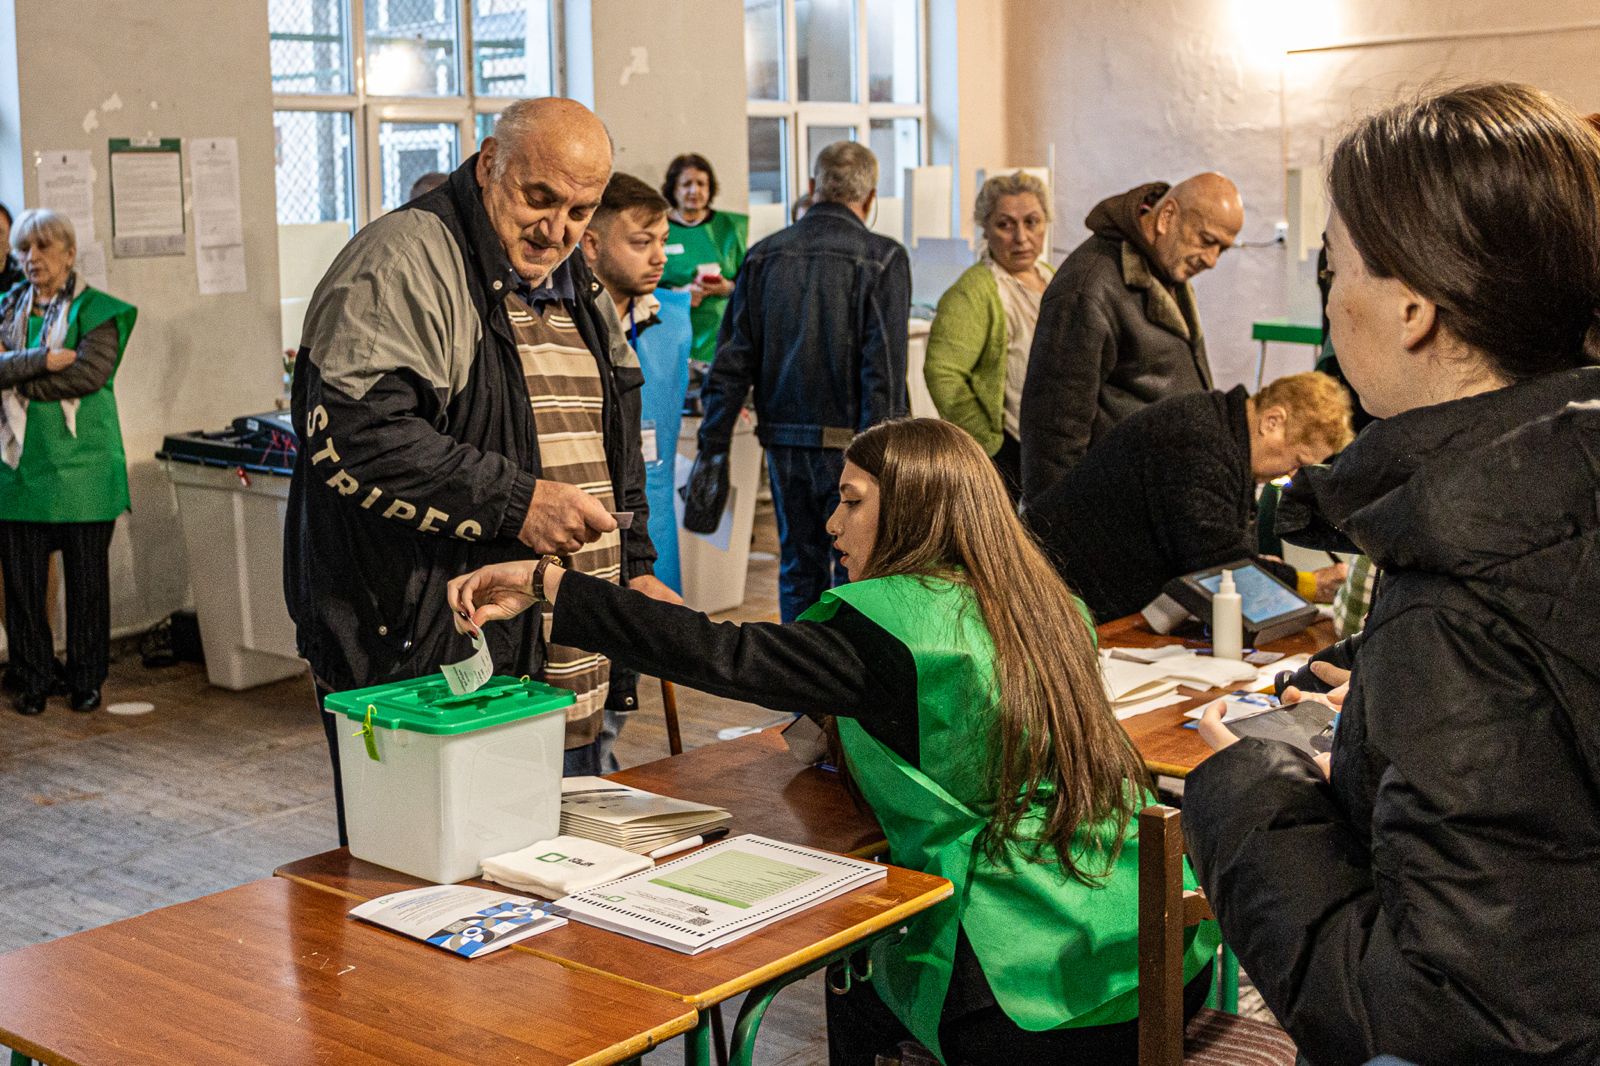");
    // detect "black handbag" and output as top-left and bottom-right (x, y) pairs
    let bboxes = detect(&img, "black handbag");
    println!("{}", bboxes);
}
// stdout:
(681, 449), (731, 533)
